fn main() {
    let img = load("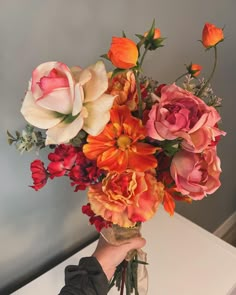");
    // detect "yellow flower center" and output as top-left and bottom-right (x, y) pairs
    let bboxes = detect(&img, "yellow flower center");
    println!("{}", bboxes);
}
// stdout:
(117, 135), (131, 150)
